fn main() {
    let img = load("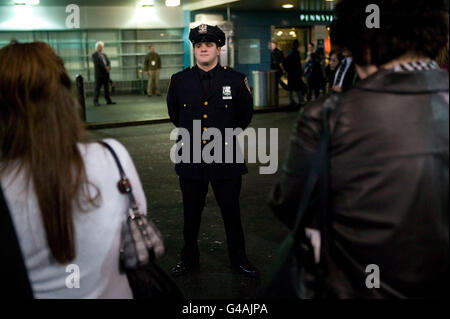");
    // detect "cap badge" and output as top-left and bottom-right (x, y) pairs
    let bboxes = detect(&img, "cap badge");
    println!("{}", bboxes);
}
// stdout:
(199, 24), (208, 34)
